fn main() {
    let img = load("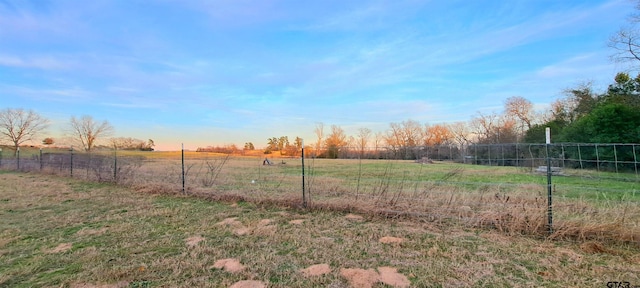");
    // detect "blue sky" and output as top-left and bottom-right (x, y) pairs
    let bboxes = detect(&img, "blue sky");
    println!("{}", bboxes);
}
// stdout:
(0, 0), (635, 150)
